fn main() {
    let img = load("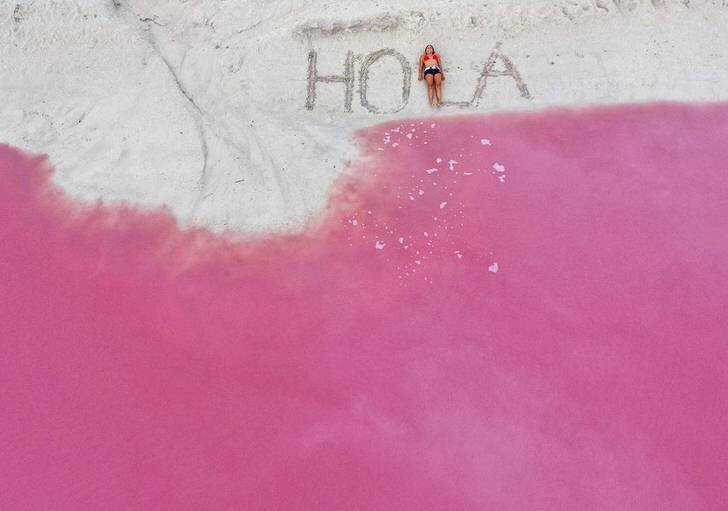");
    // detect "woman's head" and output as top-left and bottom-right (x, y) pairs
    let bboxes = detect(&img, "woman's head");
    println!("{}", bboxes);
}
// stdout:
(424, 45), (435, 55)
